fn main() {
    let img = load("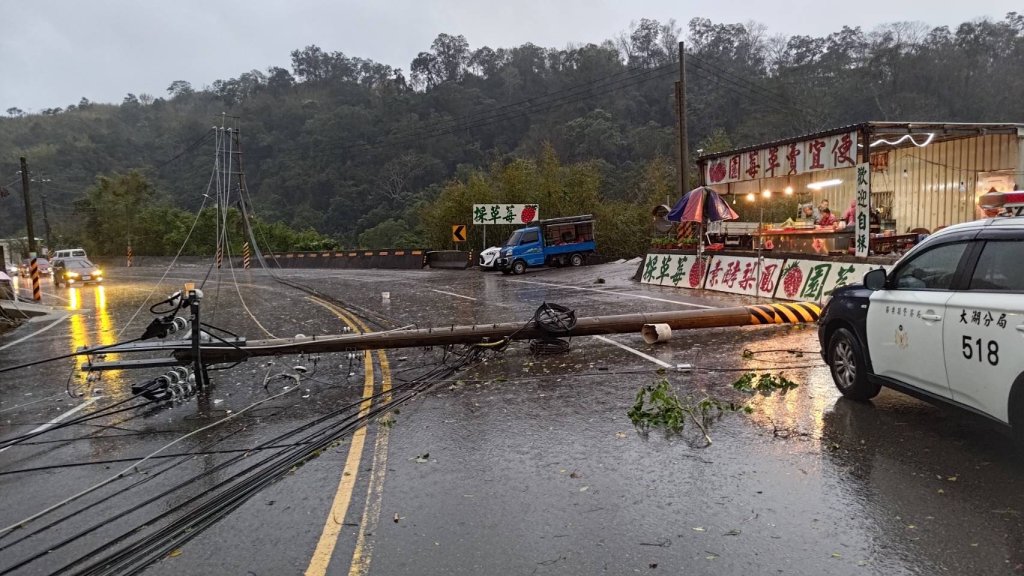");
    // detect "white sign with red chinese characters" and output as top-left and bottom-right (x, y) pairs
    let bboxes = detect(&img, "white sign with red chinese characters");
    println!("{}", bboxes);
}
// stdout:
(704, 131), (859, 185)
(472, 204), (539, 225)
(773, 260), (889, 302)
(701, 255), (786, 297)
(639, 253), (710, 289)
